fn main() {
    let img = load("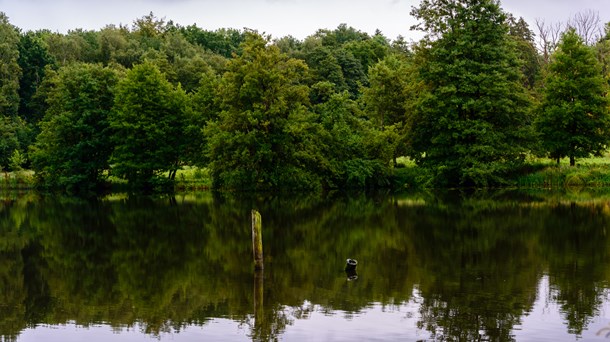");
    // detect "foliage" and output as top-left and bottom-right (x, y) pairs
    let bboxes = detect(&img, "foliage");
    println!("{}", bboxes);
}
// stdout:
(17, 31), (56, 124)
(109, 61), (190, 190)
(3, 11), (610, 191)
(313, 91), (393, 188)
(205, 33), (320, 190)
(0, 117), (21, 169)
(8, 149), (26, 171)
(536, 28), (610, 166)
(0, 12), (21, 117)
(30, 63), (119, 192)
(361, 54), (420, 164)
(506, 14), (542, 90)
(409, 0), (533, 187)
